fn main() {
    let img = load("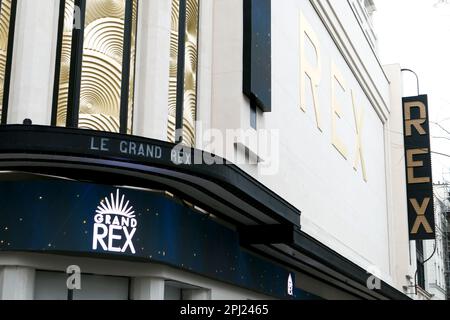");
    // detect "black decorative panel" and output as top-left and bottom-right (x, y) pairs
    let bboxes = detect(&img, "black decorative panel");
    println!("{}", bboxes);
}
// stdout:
(402, 95), (435, 240)
(243, 0), (271, 113)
